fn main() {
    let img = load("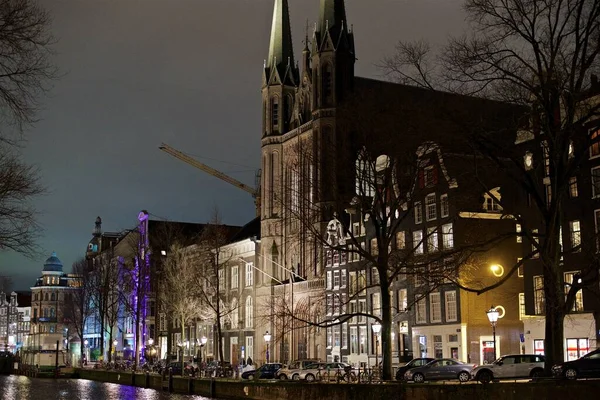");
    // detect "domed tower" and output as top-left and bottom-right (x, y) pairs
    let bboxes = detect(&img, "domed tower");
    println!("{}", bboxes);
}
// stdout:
(42, 251), (64, 275)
